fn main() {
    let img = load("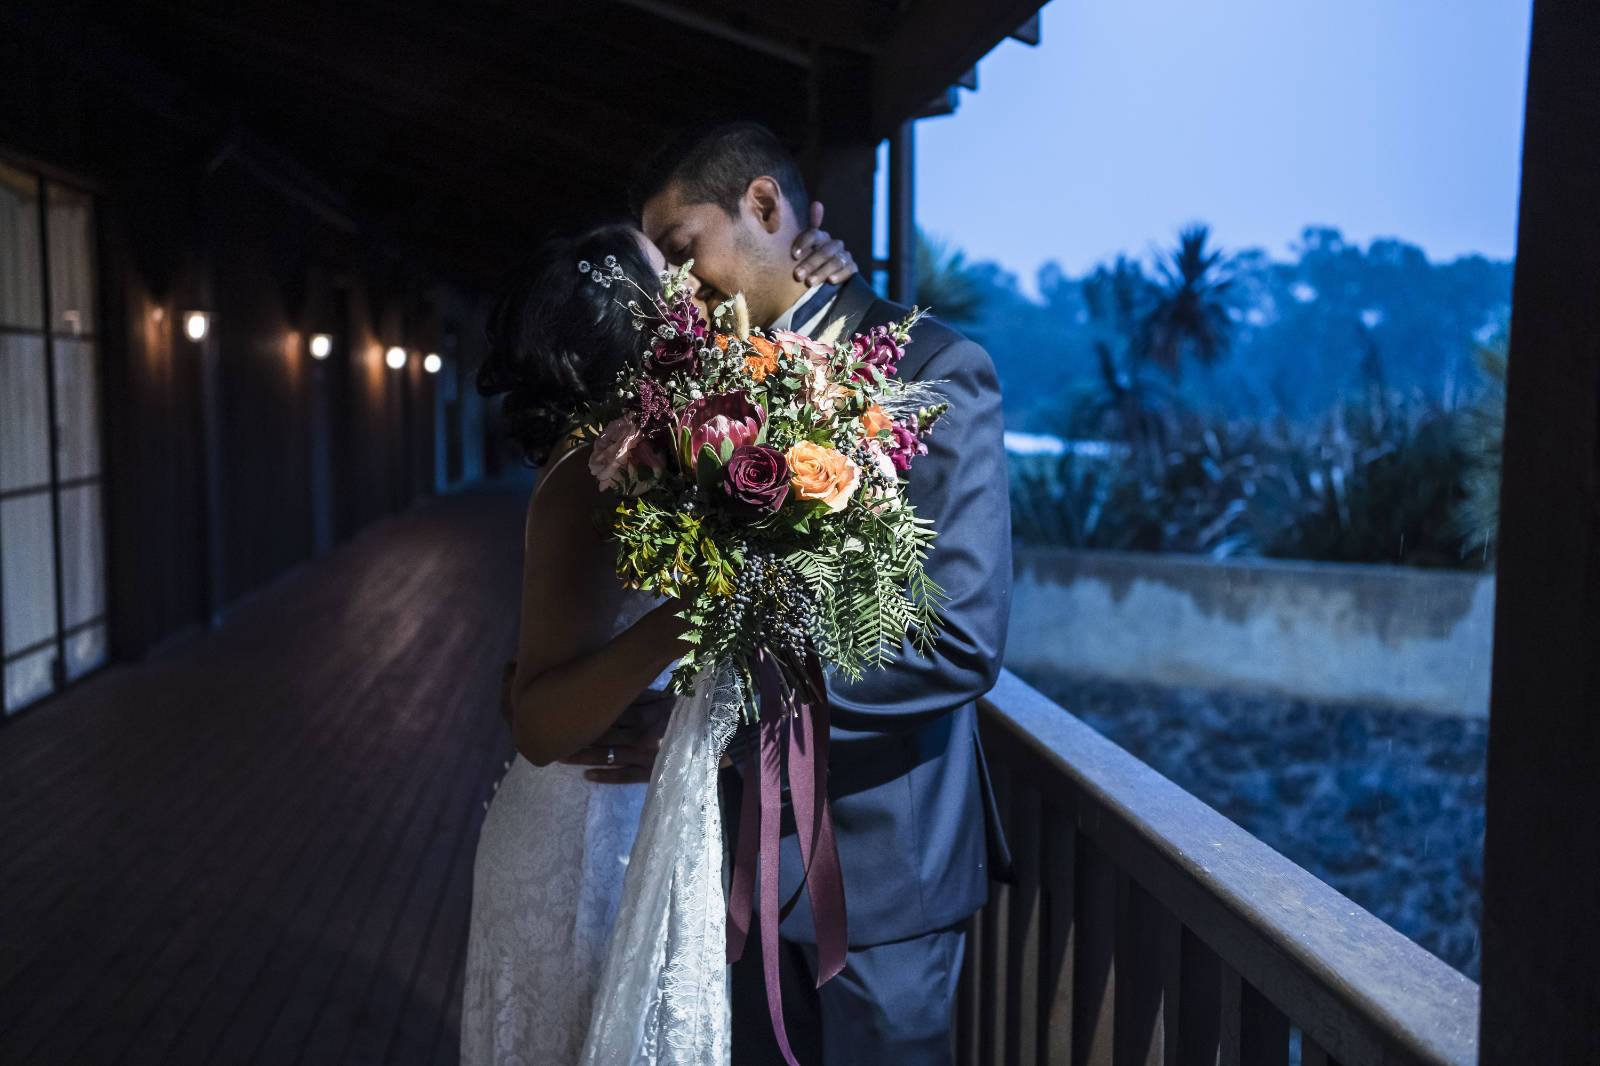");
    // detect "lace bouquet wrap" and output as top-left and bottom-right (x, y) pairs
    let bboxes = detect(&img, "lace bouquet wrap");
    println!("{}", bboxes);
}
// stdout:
(575, 259), (947, 1066)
